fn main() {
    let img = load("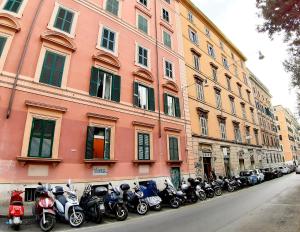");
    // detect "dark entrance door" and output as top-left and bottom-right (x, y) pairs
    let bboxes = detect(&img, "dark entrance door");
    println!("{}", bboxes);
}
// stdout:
(239, 159), (245, 171)
(224, 158), (231, 177)
(203, 157), (212, 180)
(170, 167), (181, 190)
